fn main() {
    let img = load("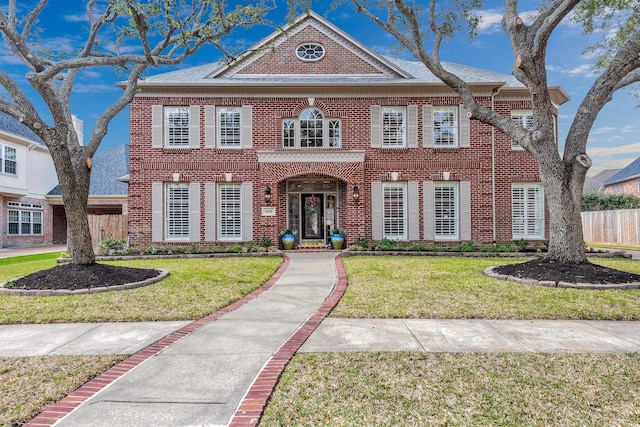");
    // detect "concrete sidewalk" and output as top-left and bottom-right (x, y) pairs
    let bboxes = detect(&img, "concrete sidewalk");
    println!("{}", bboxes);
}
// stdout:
(0, 244), (66, 259)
